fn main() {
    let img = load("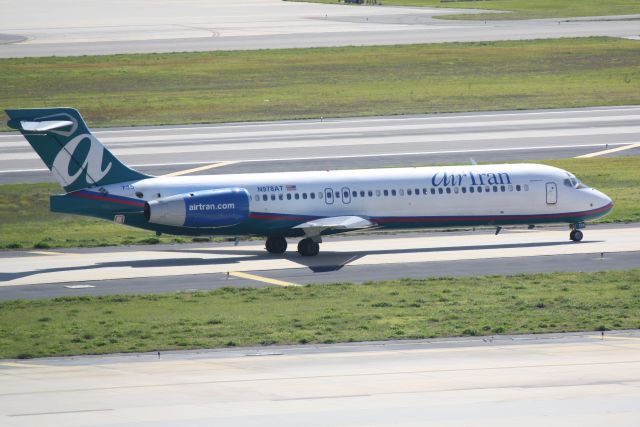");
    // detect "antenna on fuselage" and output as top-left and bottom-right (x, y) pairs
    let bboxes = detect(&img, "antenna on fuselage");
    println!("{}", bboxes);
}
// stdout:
(470, 157), (478, 166)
